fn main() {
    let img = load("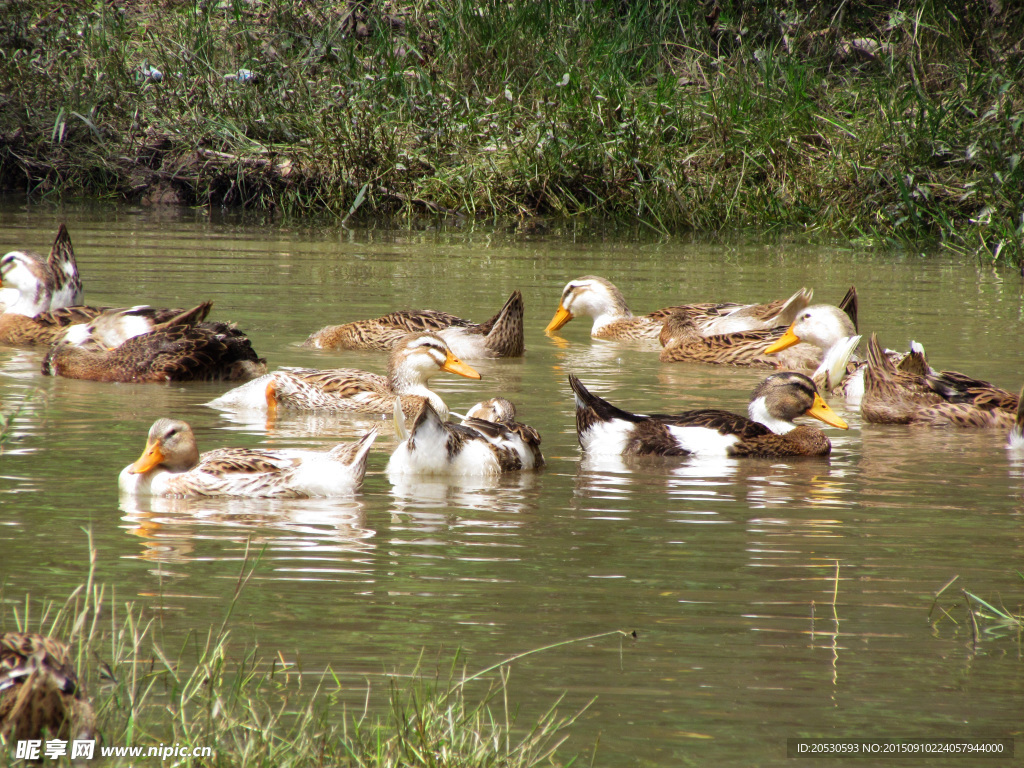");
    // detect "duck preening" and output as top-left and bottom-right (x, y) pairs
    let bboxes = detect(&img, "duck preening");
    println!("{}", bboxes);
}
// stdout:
(0, 632), (96, 743)
(0, 224), (82, 314)
(387, 397), (543, 476)
(861, 333), (1019, 428)
(119, 418), (377, 498)
(567, 372), (848, 458)
(42, 303), (266, 383)
(303, 290), (524, 358)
